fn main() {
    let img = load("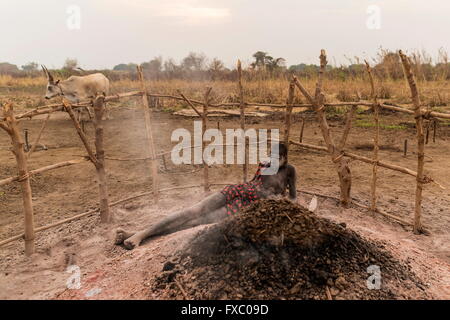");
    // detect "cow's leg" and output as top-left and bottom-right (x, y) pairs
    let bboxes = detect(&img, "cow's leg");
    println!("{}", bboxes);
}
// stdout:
(85, 106), (93, 121)
(118, 192), (226, 250)
(102, 104), (110, 120)
(76, 109), (82, 123)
